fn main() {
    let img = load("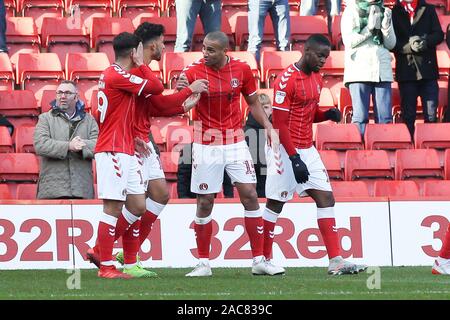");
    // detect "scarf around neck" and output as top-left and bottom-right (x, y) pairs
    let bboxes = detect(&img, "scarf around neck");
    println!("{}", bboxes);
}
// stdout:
(400, 0), (418, 23)
(357, 0), (385, 45)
